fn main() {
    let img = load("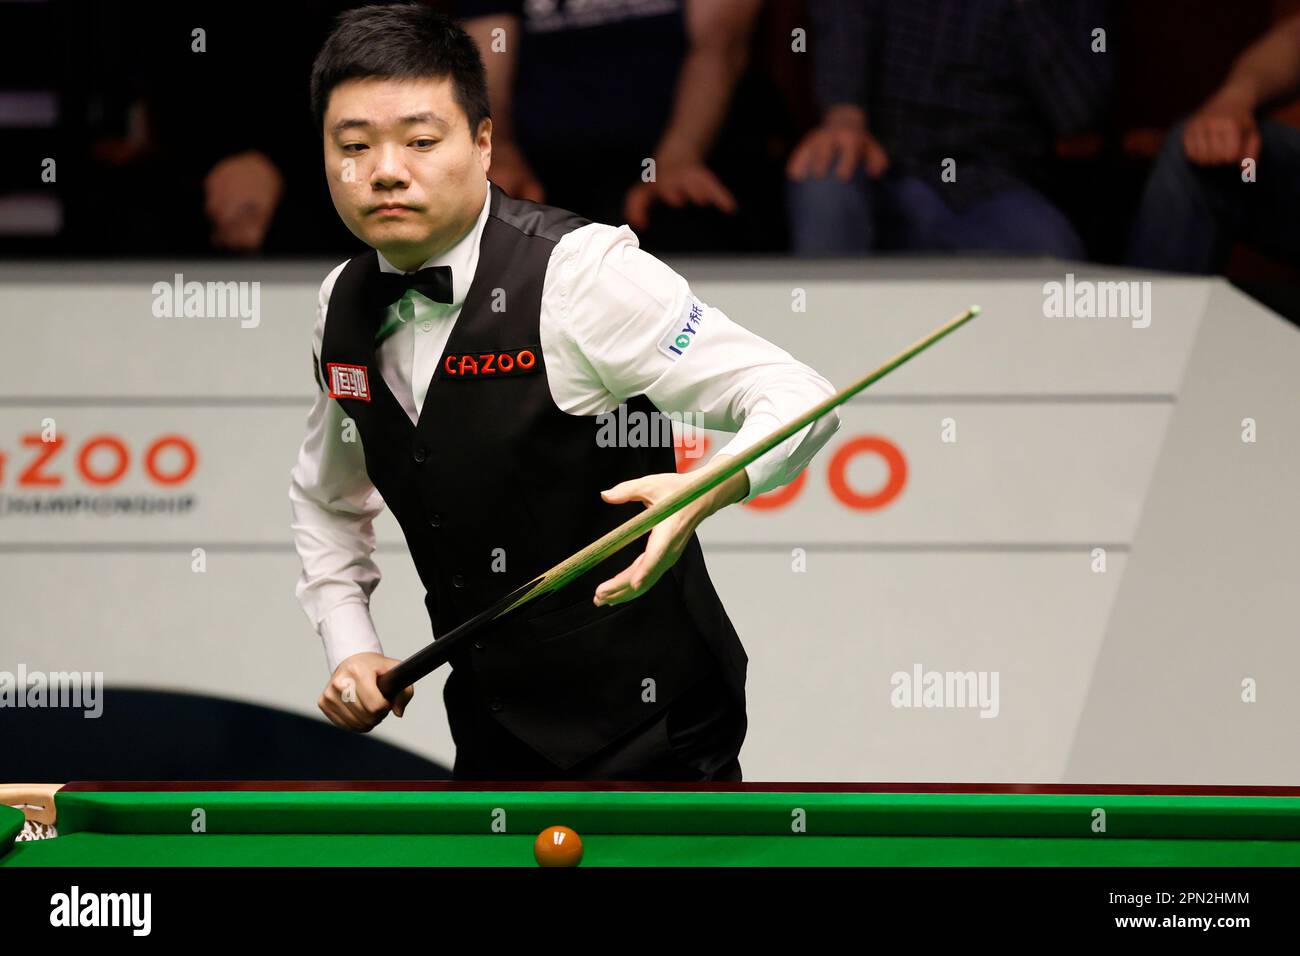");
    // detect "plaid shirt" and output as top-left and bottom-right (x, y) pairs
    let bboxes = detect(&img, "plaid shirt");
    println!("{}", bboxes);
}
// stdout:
(810, 0), (1113, 207)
